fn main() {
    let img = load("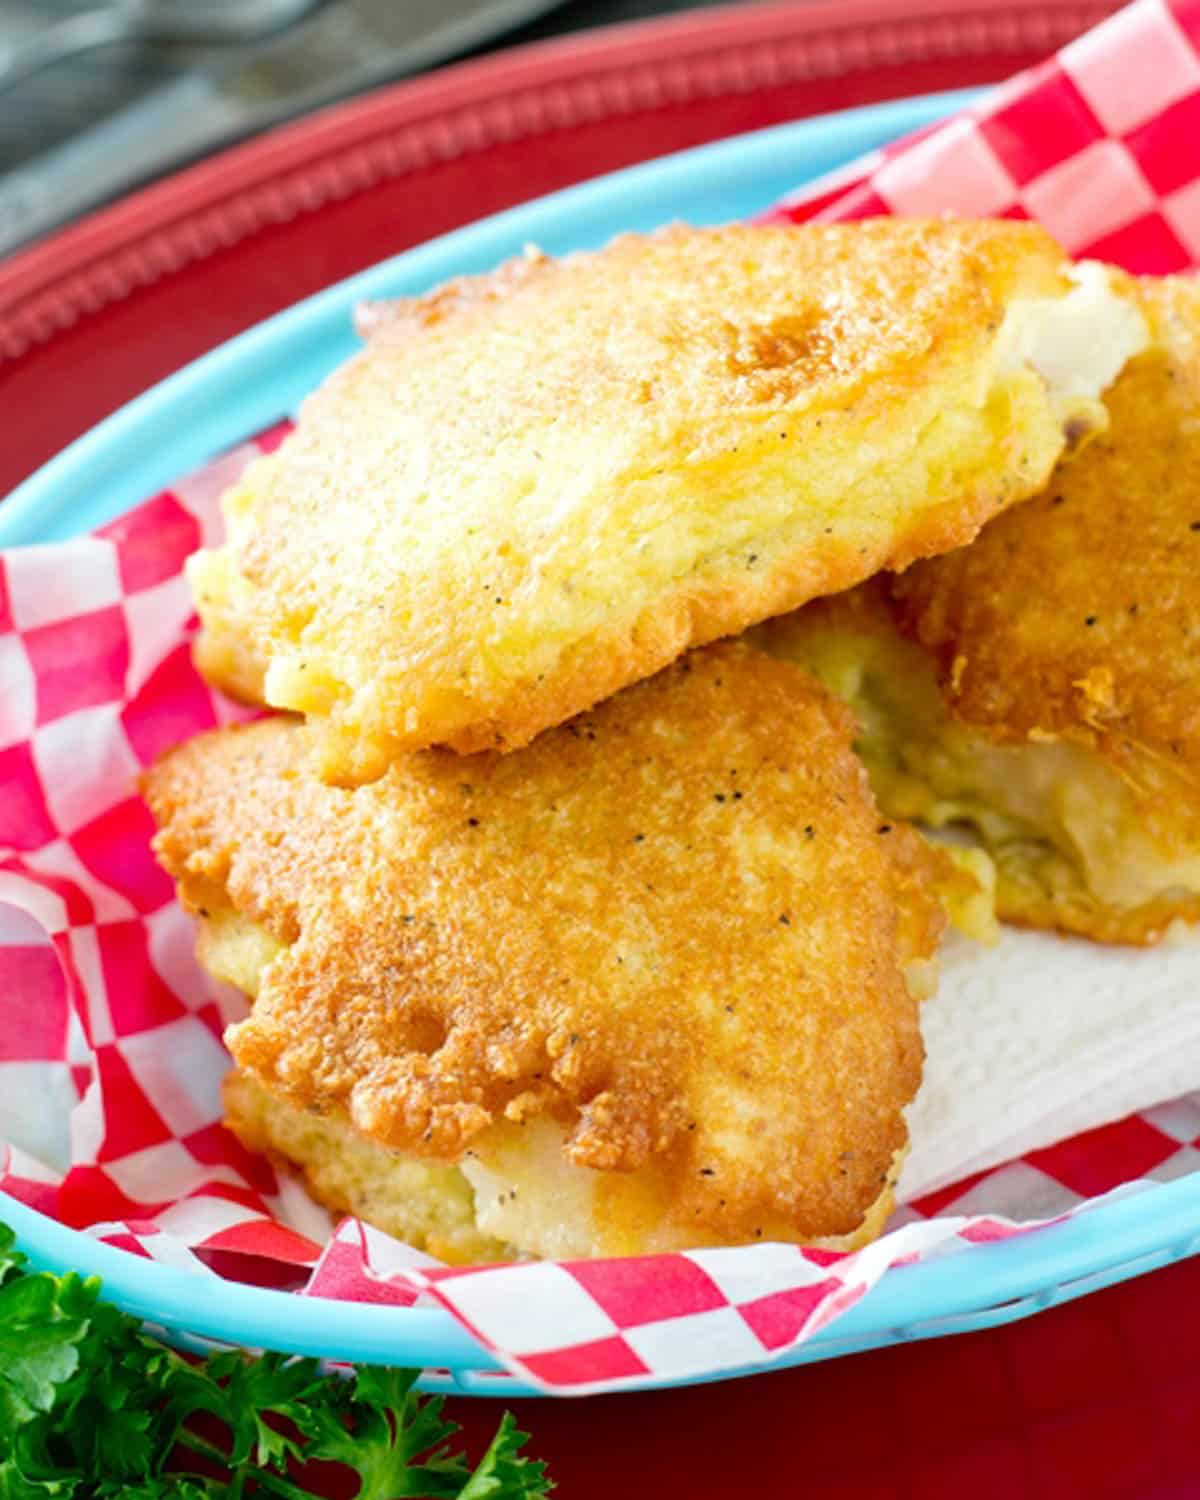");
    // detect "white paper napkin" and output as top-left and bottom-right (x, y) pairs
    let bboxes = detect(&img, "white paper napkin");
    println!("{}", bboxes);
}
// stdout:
(898, 926), (1200, 1202)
